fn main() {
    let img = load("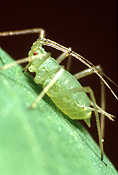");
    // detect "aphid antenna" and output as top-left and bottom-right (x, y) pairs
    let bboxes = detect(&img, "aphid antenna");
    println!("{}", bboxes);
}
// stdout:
(42, 38), (118, 101)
